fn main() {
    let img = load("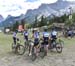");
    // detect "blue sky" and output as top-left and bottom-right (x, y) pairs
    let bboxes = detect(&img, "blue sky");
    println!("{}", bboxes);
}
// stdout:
(0, 0), (74, 18)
